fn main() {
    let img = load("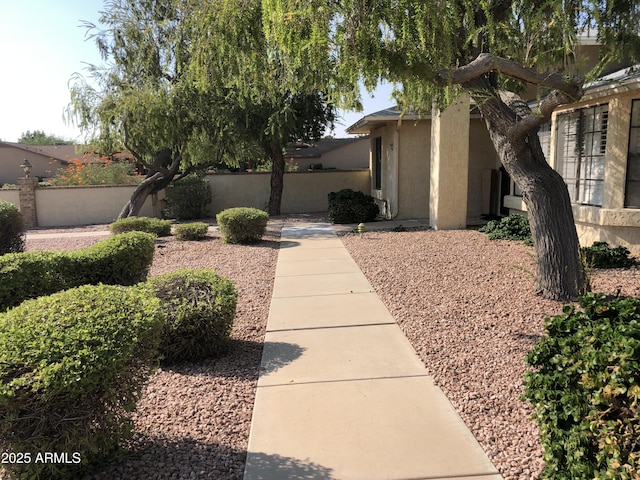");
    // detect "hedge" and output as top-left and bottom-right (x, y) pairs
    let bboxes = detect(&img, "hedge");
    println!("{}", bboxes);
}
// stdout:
(216, 207), (268, 244)
(145, 269), (238, 363)
(109, 216), (172, 236)
(0, 200), (24, 255)
(0, 232), (156, 311)
(0, 284), (163, 479)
